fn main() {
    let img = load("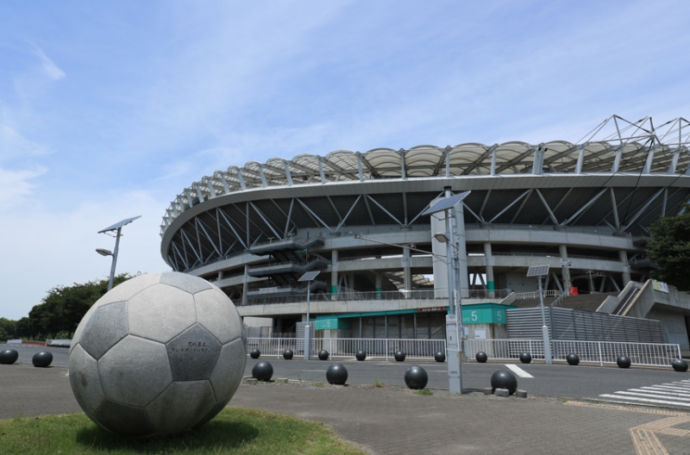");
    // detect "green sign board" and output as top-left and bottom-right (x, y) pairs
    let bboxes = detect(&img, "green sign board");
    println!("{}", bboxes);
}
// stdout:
(461, 304), (508, 325)
(314, 317), (351, 330)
